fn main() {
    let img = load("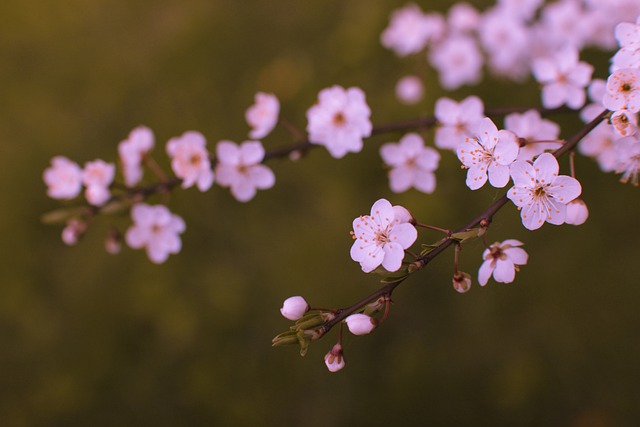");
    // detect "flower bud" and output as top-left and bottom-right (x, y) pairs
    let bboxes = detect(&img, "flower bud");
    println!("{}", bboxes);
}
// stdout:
(105, 228), (122, 254)
(324, 343), (345, 372)
(344, 313), (377, 336)
(565, 199), (589, 225)
(61, 218), (87, 246)
(452, 272), (472, 293)
(280, 296), (310, 321)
